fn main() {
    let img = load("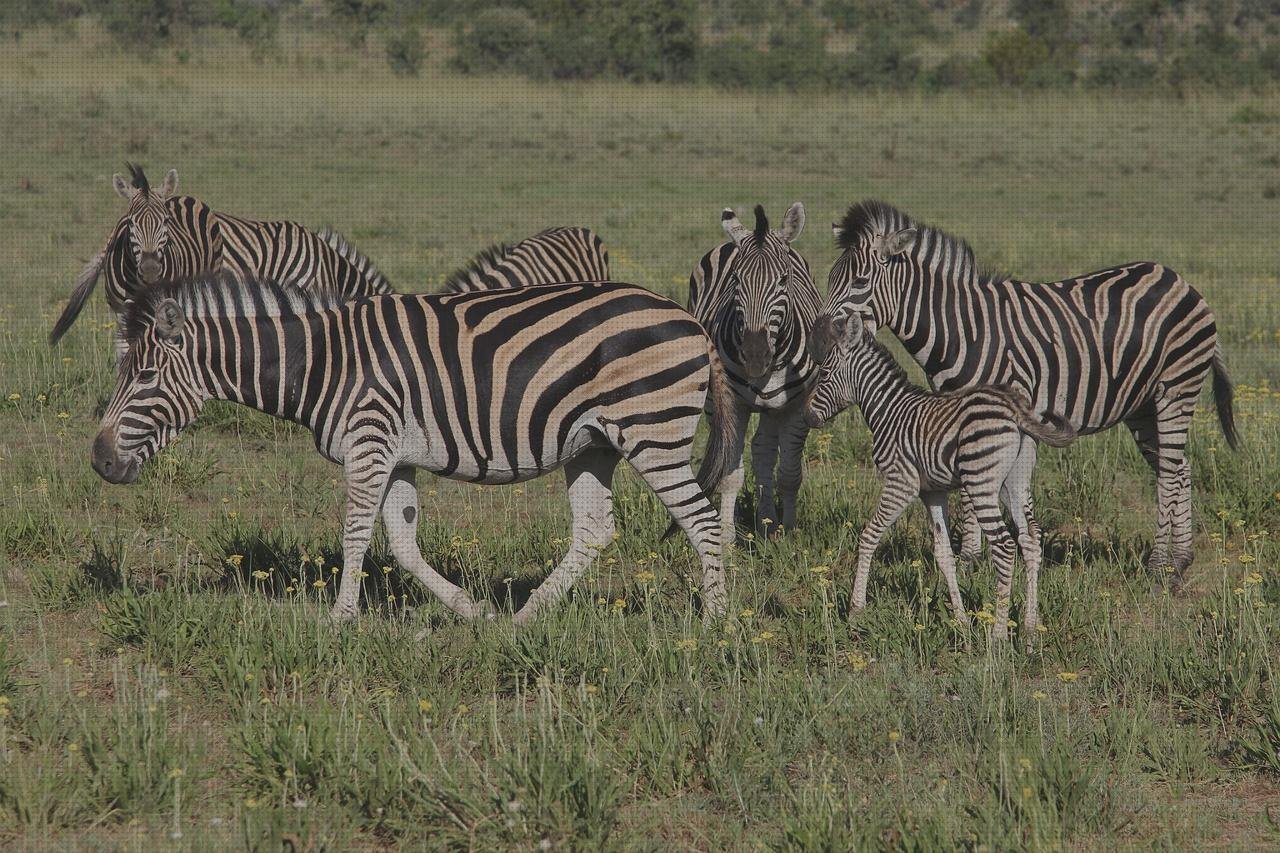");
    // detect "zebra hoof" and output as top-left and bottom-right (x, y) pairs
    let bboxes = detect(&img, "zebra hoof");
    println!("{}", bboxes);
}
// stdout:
(327, 606), (358, 625)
